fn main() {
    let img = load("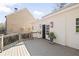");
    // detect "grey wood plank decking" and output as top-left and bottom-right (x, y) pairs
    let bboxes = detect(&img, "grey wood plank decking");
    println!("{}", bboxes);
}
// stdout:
(0, 39), (79, 56)
(0, 41), (30, 56)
